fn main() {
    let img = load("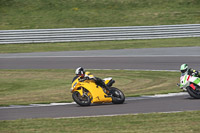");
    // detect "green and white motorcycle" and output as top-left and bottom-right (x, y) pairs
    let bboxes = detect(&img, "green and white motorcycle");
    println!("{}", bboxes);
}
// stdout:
(178, 72), (200, 98)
